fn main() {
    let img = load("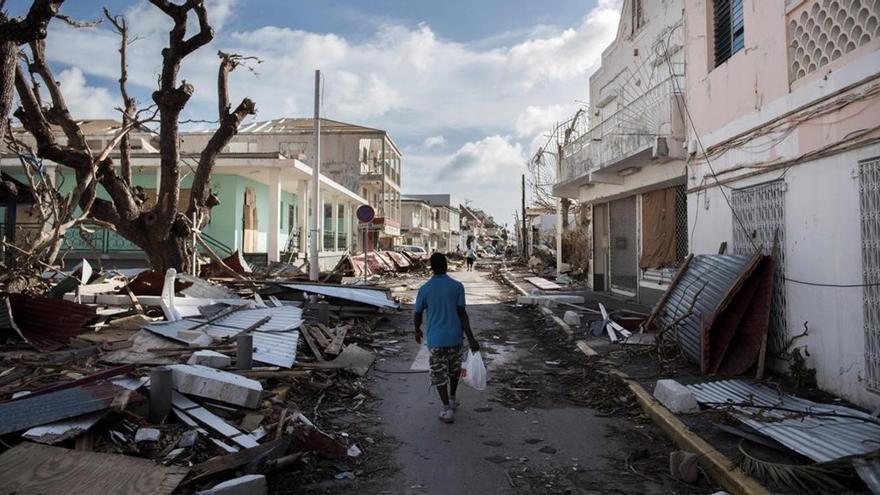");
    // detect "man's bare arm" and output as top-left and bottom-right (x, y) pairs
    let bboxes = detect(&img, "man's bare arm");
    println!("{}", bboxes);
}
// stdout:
(414, 311), (423, 344)
(458, 307), (479, 352)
